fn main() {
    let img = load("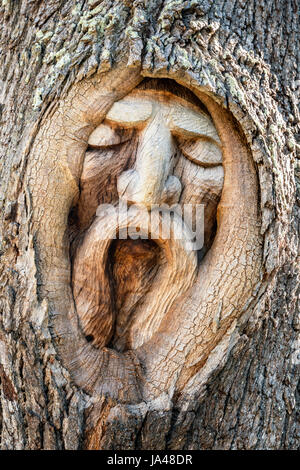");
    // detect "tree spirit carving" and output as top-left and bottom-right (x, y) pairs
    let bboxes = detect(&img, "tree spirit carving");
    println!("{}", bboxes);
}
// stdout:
(70, 79), (224, 353)
(26, 66), (261, 419)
